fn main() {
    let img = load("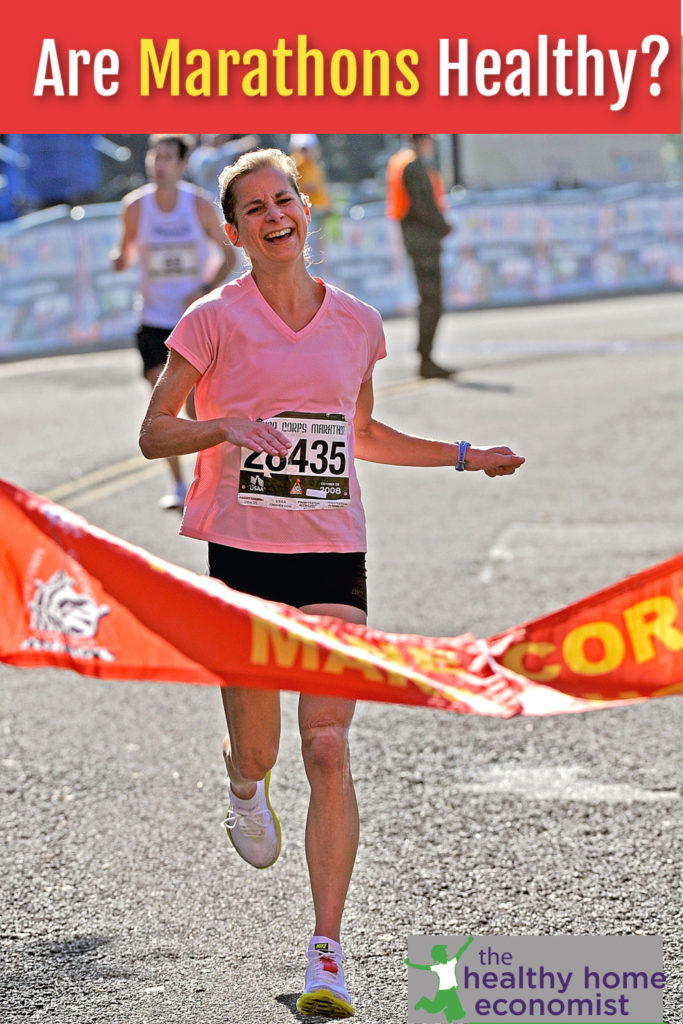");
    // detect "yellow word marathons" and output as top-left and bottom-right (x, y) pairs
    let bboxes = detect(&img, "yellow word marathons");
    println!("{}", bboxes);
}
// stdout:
(139, 37), (420, 98)
(503, 590), (683, 683)
(250, 620), (469, 701)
